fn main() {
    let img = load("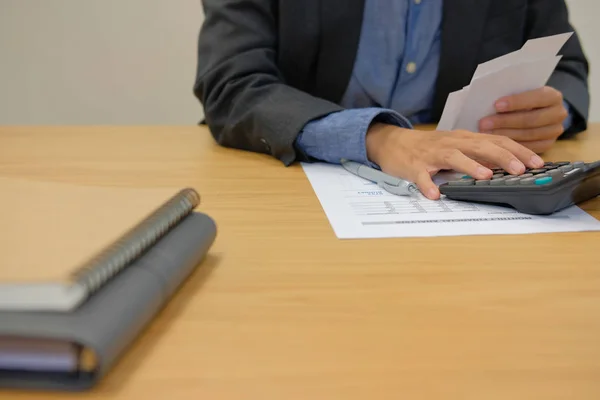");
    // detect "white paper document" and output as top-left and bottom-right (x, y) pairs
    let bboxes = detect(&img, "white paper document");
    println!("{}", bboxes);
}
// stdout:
(455, 56), (561, 133)
(302, 163), (600, 239)
(437, 32), (573, 132)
